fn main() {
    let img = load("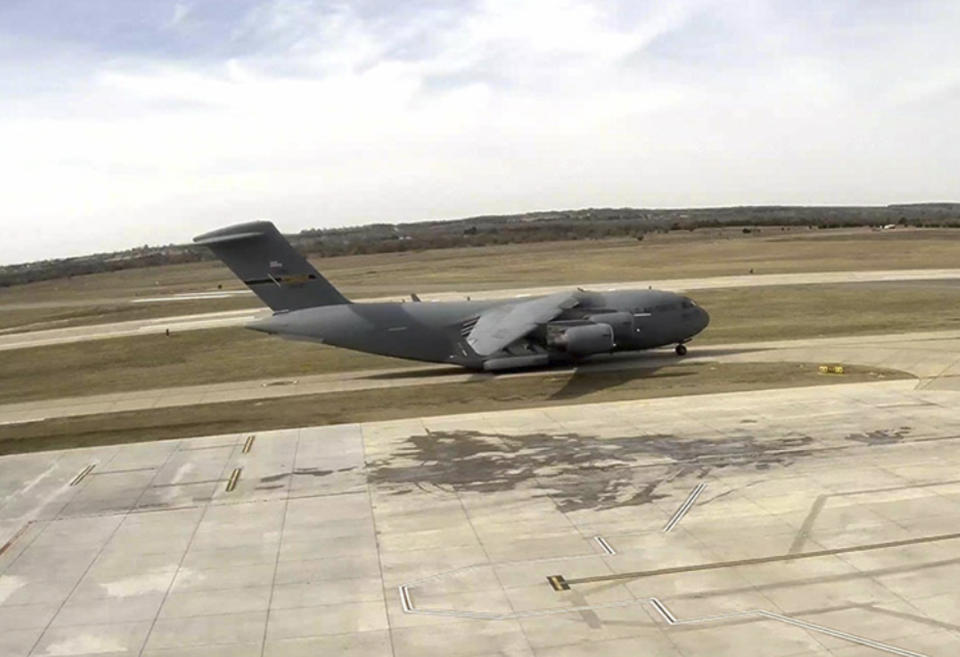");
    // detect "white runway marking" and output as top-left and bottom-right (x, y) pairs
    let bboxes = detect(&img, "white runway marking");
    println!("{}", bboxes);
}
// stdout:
(647, 597), (929, 657)
(399, 585), (414, 612)
(594, 536), (616, 555)
(132, 291), (251, 303)
(663, 482), (706, 532)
